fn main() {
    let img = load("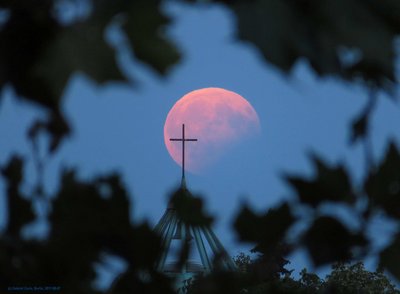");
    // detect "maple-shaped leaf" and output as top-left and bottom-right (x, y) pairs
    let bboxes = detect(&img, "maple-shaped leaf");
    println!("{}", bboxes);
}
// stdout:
(170, 187), (213, 227)
(234, 202), (294, 253)
(286, 154), (355, 207)
(304, 216), (366, 266)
